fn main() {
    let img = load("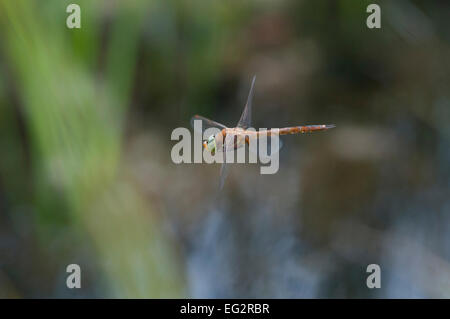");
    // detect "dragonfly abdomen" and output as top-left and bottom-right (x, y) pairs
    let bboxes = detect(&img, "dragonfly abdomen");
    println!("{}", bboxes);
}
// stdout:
(221, 125), (335, 144)
(278, 125), (335, 135)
